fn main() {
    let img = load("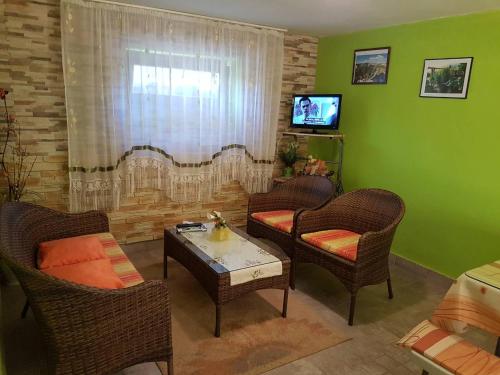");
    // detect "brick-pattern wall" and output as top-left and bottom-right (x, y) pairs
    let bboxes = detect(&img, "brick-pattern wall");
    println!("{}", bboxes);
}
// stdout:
(109, 182), (249, 243)
(1, 0), (318, 243)
(1, 0), (68, 211)
(276, 34), (318, 176)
